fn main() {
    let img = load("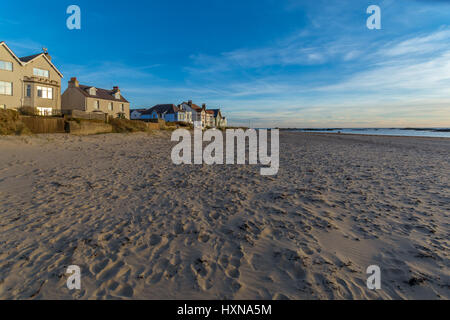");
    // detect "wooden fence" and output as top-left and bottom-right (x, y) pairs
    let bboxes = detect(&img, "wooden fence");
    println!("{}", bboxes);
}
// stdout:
(20, 116), (66, 134)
